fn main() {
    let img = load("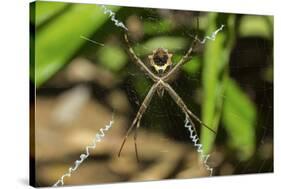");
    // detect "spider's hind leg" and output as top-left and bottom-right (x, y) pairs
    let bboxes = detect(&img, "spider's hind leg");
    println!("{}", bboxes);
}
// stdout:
(164, 83), (216, 134)
(134, 119), (141, 162)
(118, 114), (141, 158)
(118, 83), (158, 160)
